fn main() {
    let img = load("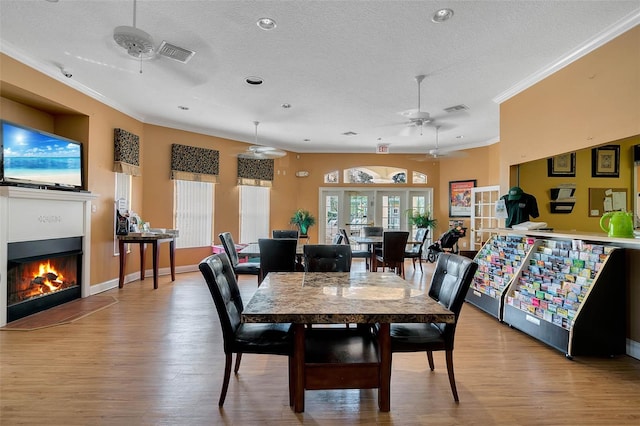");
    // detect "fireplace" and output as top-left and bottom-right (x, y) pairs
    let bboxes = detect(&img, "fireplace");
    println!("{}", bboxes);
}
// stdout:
(7, 237), (82, 322)
(0, 186), (96, 327)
